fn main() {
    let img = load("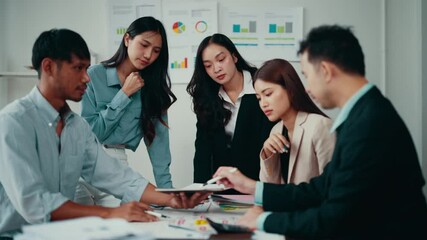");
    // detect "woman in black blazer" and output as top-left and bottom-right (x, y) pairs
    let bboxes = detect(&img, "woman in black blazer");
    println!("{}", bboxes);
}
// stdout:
(187, 34), (274, 189)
